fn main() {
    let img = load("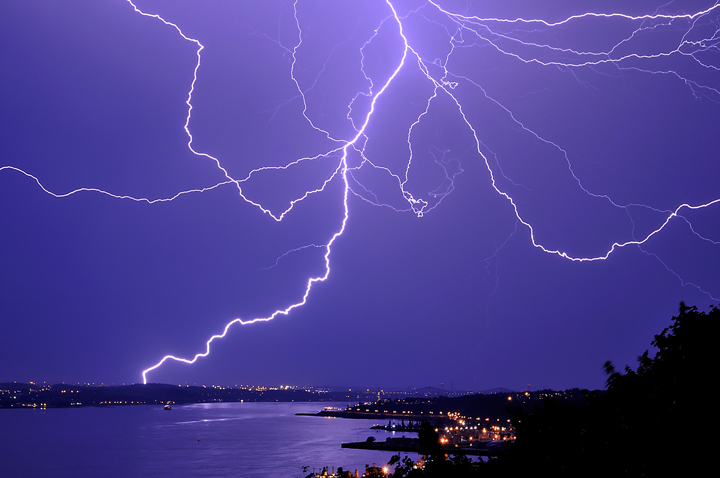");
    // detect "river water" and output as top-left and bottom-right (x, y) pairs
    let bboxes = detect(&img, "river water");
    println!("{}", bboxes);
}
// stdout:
(0, 402), (405, 477)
